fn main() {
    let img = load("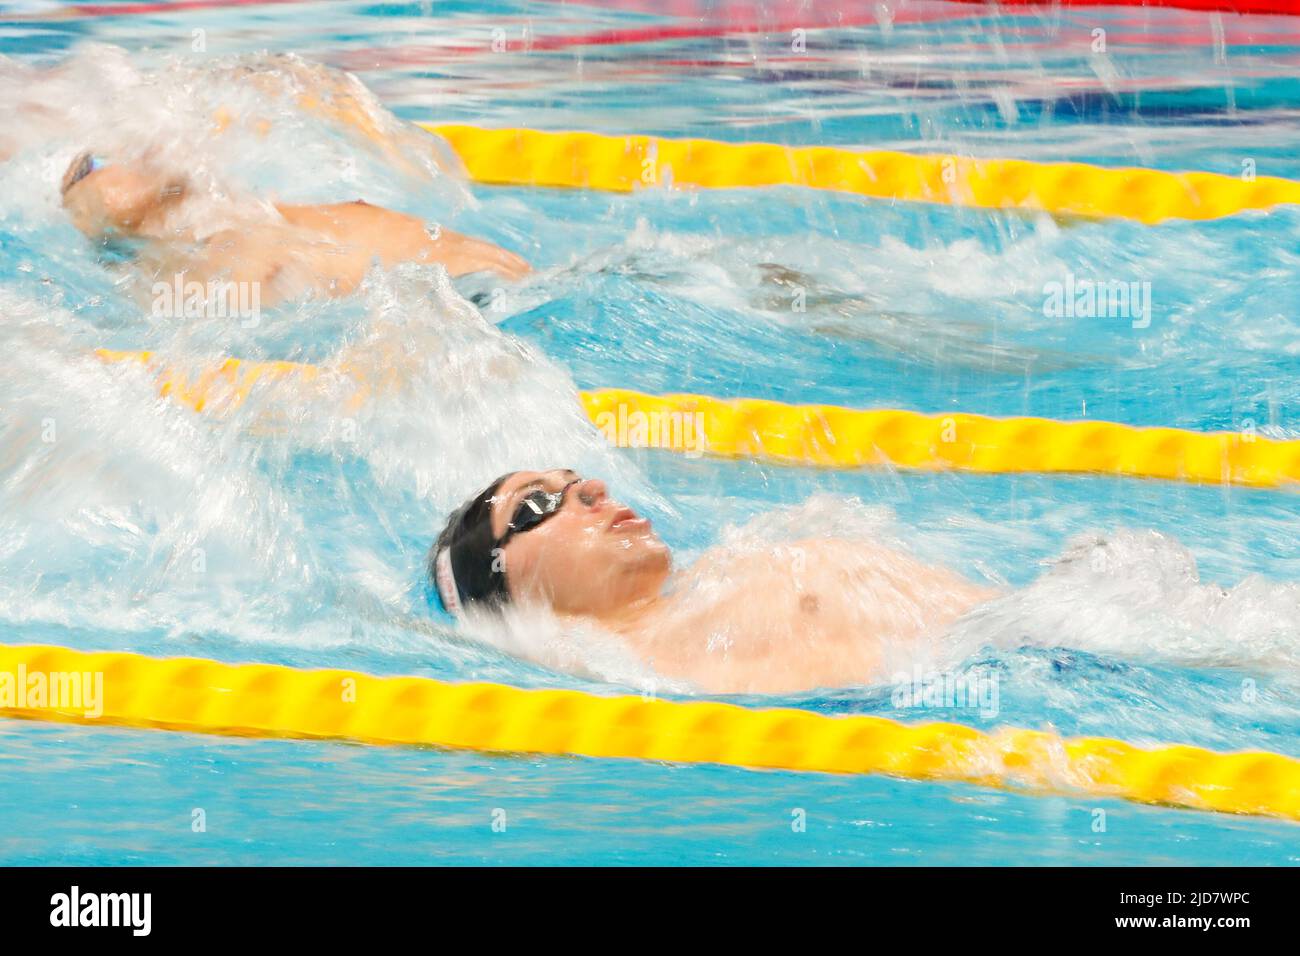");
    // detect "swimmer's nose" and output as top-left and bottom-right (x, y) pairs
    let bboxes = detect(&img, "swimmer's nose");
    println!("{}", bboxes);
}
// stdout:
(573, 478), (606, 508)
